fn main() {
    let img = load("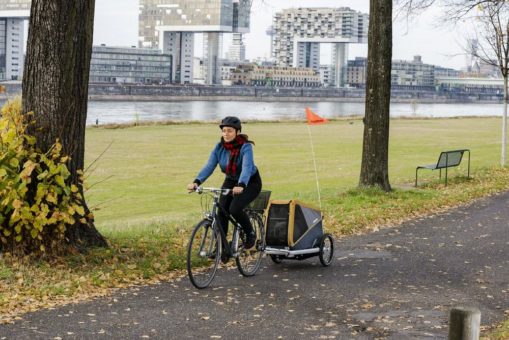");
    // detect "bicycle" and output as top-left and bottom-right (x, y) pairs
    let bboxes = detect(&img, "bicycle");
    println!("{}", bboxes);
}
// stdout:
(186, 187), (266, 289)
